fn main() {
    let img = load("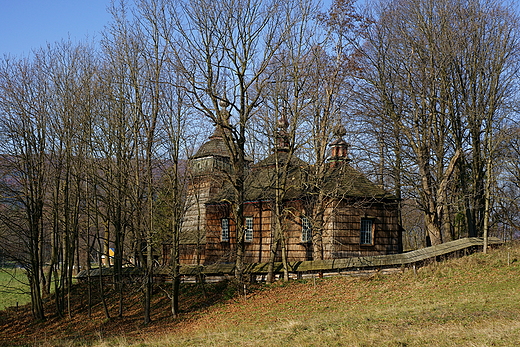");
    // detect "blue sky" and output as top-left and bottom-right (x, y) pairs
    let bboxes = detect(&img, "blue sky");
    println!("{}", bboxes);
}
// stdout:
(0, 0), (113, 57)
(0, 0), (337, 58)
